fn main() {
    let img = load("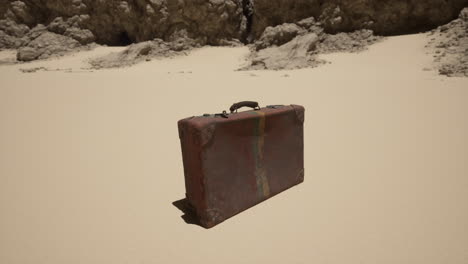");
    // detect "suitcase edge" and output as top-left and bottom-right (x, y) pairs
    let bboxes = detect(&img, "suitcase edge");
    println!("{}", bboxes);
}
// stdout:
(179, 117), (223, 228)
